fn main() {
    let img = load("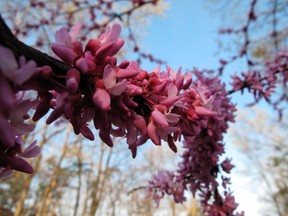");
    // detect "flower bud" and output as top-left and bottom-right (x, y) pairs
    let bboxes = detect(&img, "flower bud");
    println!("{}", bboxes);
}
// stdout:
(66, 68), (80, 94)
